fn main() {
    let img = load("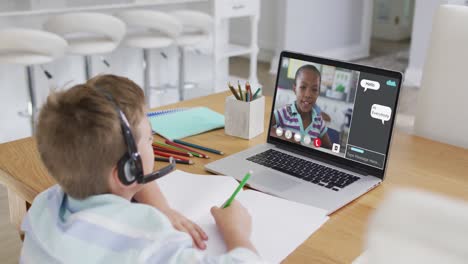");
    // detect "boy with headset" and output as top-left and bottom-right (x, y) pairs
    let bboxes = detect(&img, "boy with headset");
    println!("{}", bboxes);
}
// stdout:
(20, 75), (261, 263)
